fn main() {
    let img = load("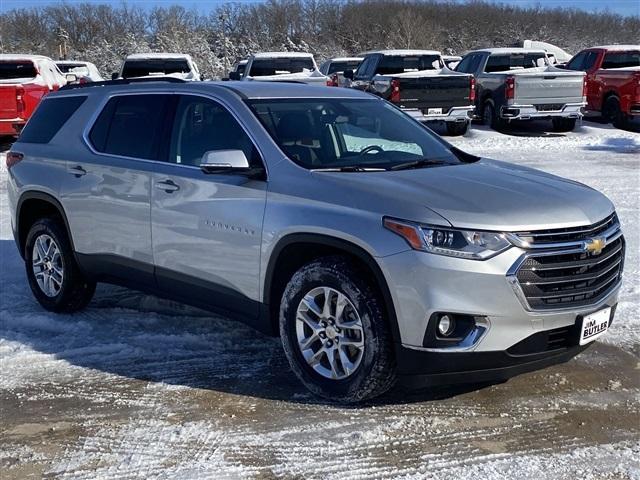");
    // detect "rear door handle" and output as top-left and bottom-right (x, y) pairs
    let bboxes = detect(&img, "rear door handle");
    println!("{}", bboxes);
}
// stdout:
(155, 180), (180, 193)
(67, 165), (87, 177)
